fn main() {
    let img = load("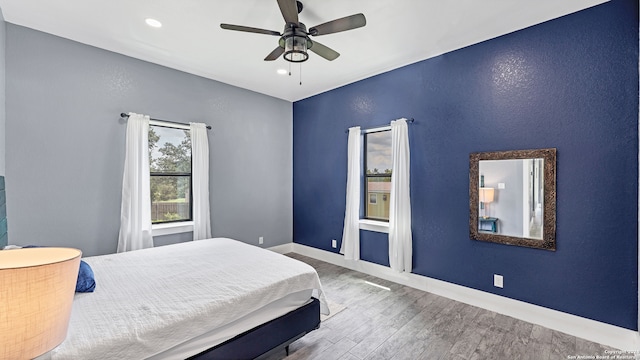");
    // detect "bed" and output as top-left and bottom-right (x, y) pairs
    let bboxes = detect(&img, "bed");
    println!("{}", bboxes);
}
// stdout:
(51, 238), (329, 360)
